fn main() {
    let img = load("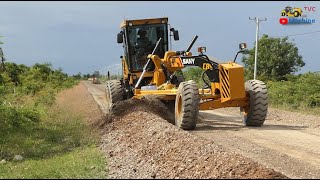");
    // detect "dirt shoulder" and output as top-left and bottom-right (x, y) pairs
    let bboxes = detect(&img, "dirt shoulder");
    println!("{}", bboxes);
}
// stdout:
(56, 81), (105, 126)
